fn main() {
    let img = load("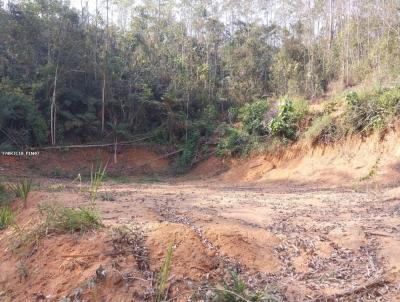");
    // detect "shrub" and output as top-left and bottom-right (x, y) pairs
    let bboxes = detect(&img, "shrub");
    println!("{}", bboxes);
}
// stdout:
(176, 132), (200, 172)
(39, 204), (102, 233)
(344, 91), (385, 133)
(379, 86), (400, 115)
(0, 206), (14, 230)
(344, 87), (400, 134)
(216, 128), (250, 157)
(238, 100), (269, 135)
(268, 98), (307, 140)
